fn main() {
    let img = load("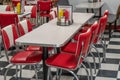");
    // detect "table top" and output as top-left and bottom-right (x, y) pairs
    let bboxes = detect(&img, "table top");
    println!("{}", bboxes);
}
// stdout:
(16, 12), (94, 47)
(76, 2), (104, 9)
